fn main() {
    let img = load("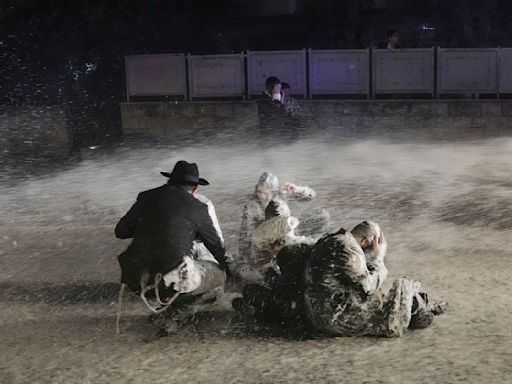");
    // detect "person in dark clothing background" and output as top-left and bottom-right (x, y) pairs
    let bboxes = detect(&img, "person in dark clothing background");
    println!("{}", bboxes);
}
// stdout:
(115, 160), (235, 335)
(257, 76), (299, 140)
(377, 29), (401, 49)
